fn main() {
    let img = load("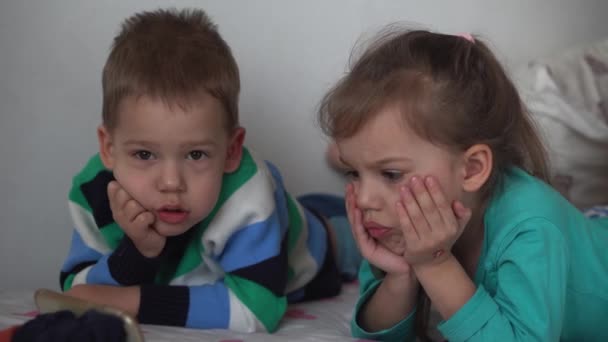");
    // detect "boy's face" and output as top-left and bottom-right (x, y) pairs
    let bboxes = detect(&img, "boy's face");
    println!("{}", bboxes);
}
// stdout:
(98, 94), (244, 237)
(337, 105), (465, 256)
